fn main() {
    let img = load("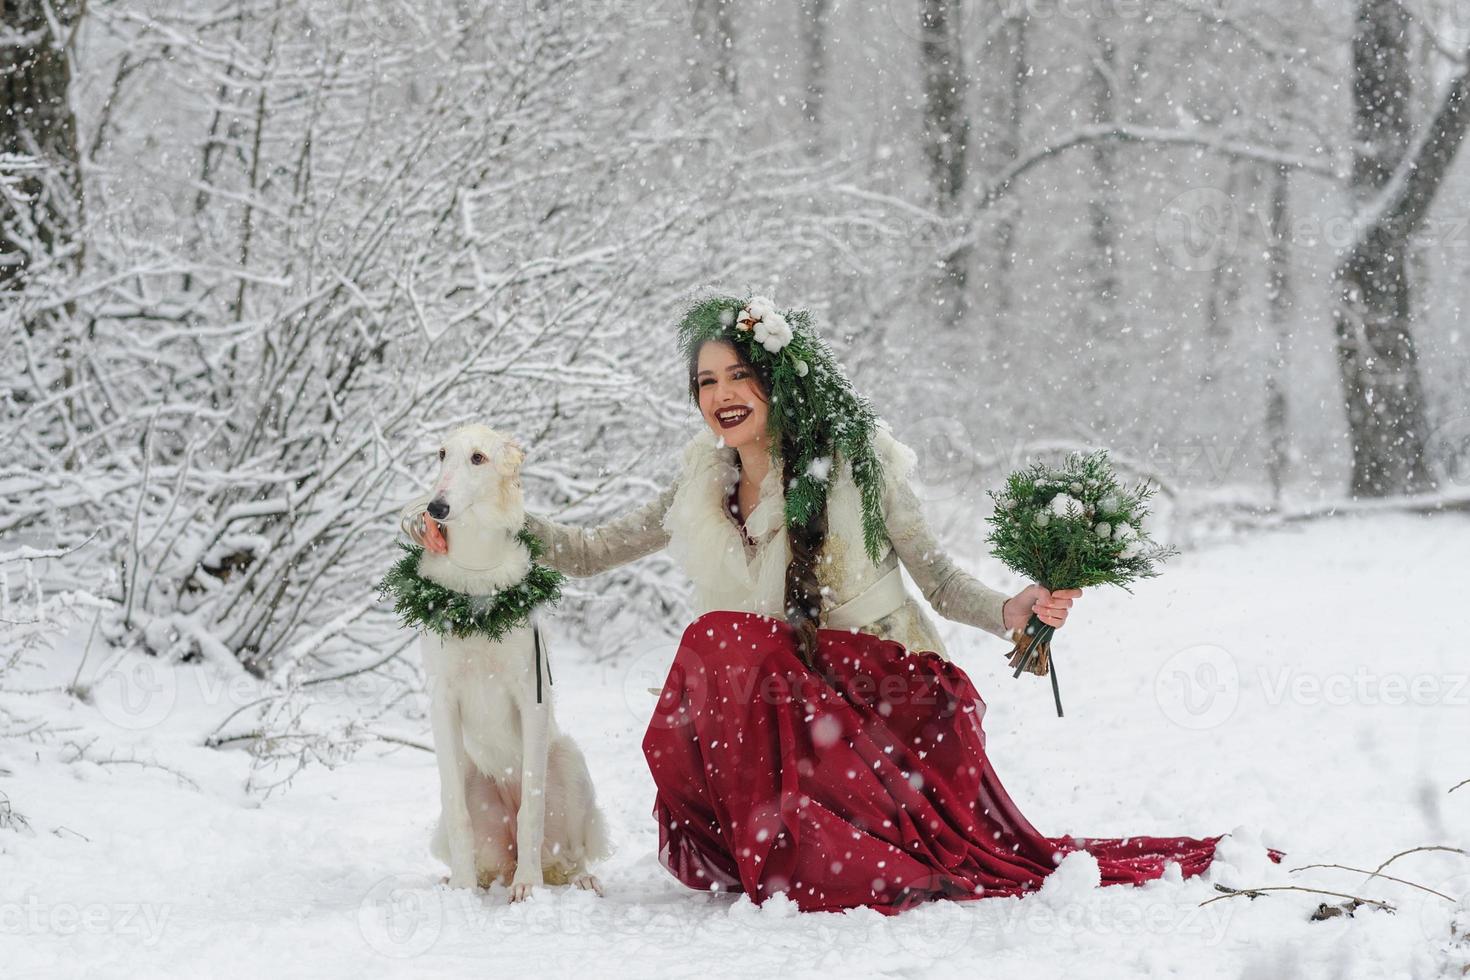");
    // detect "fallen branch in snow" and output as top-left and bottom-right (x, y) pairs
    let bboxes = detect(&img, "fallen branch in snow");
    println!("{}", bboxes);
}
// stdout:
(227, 721), (430, 797)
(1203, 842), (1470, 921)
(1287, 862), (1457, 902)
(61, 736), (201, 791)
(1201, 883), (1396, 913)
(1368, 844), (1470, 878)
(207, 727), (431, 754)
